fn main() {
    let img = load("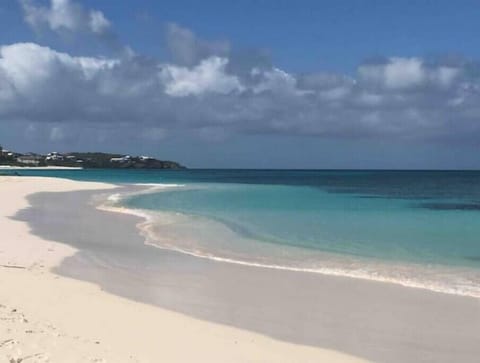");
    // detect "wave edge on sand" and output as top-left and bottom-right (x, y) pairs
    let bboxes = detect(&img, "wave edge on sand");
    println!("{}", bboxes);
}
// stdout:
(99, 186), (480, 299)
